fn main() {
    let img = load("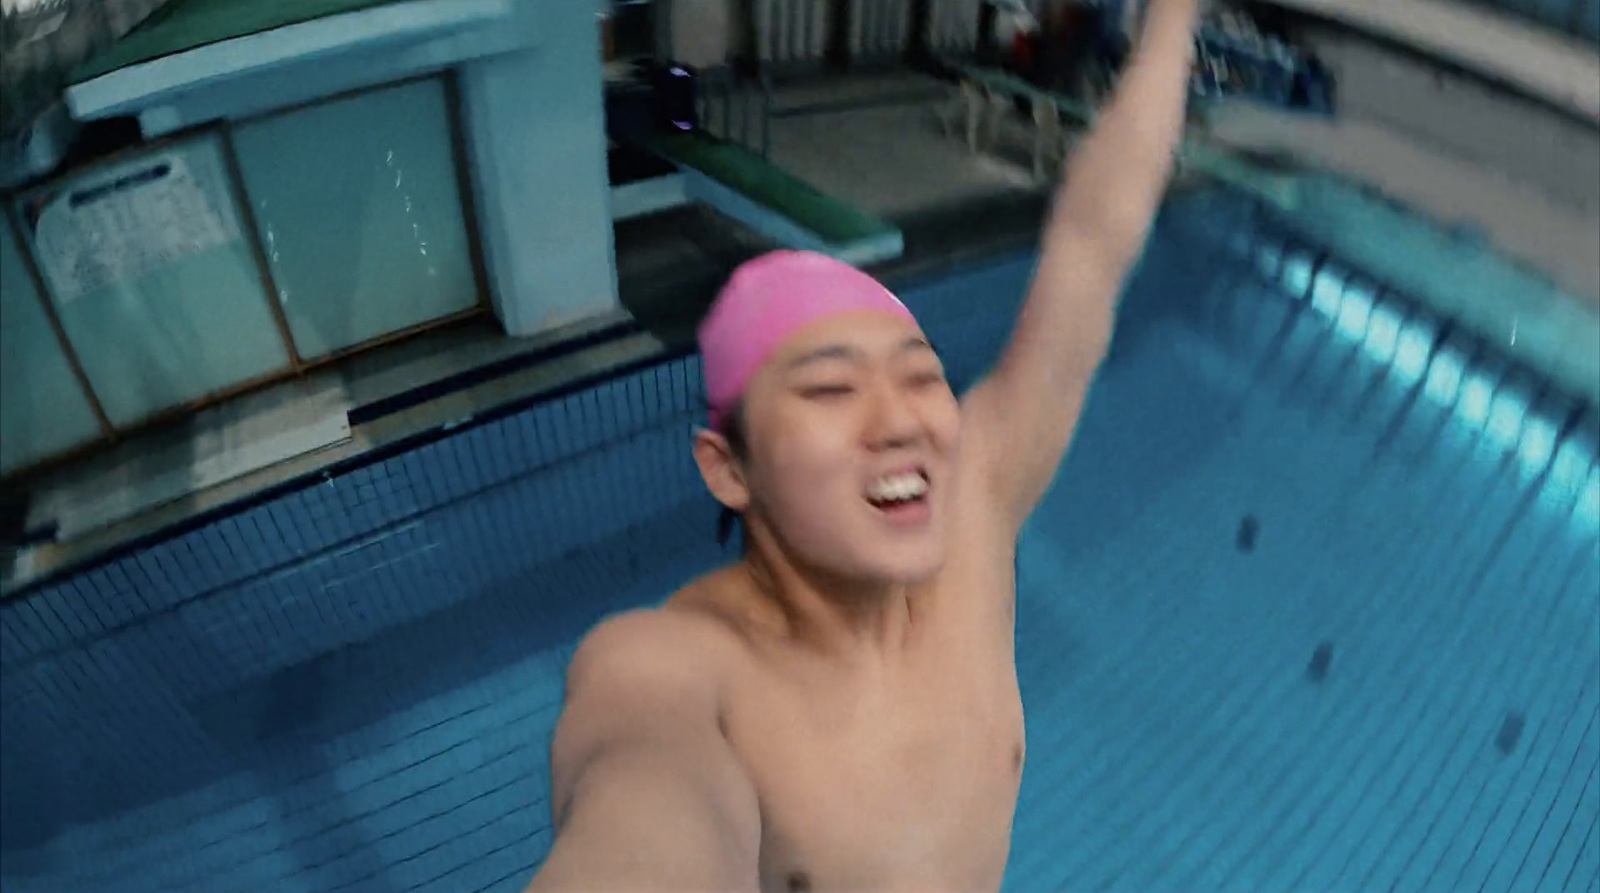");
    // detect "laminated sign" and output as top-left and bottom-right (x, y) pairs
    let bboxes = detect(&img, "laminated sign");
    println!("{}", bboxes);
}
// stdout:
(27, 151), (242, 305)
